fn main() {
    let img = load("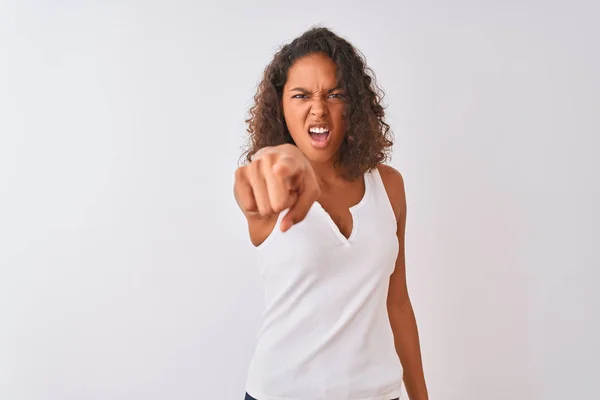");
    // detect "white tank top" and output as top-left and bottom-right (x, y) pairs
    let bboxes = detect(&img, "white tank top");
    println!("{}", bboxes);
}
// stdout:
(246, 167), (404, 400)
